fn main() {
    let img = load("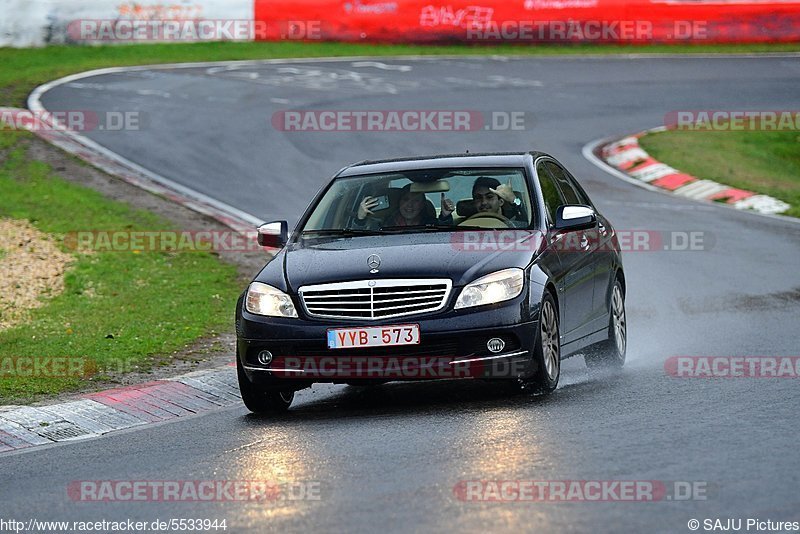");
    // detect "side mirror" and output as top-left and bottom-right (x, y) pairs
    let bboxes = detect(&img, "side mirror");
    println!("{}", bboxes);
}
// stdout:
(257, 221), (288, 248)
(554, 205), (596, 232)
